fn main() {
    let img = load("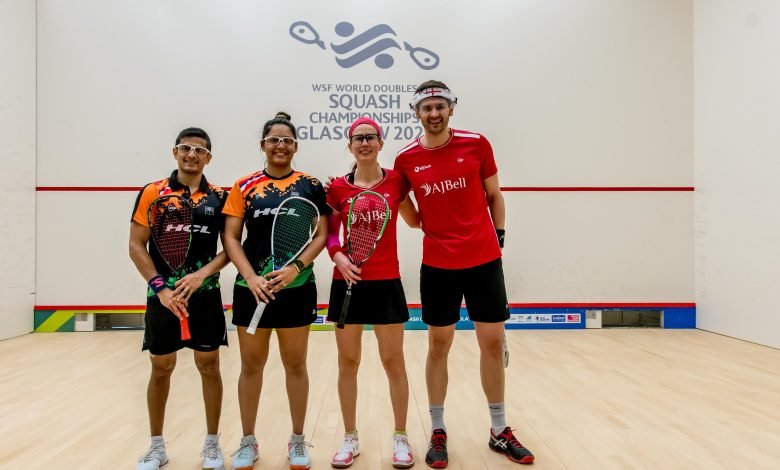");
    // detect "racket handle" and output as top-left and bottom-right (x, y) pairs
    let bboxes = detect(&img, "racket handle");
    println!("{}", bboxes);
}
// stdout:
(246, 301), (268, 335)
(180, 317), (191, 341)
(336, 284), (353, 329)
